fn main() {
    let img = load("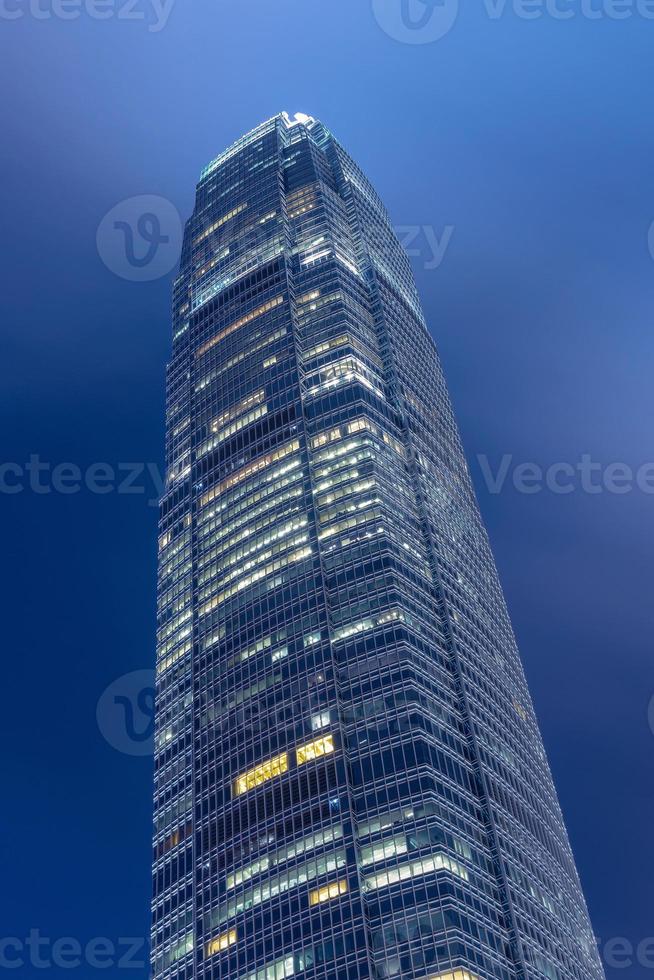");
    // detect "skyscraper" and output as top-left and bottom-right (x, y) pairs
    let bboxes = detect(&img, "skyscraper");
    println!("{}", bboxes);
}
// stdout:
(152, 112), (603, 980)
